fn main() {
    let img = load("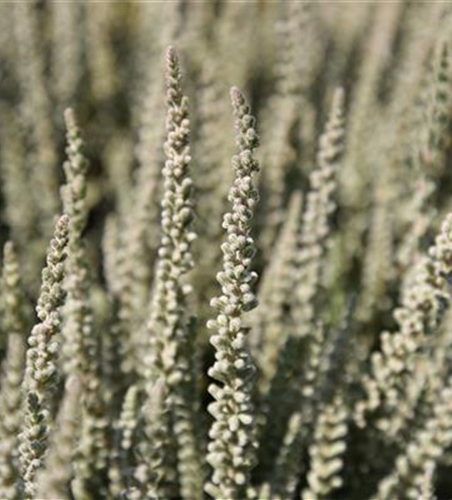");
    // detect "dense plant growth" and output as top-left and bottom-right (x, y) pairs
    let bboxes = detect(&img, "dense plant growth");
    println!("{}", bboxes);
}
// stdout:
(1, 2), (452, 499)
